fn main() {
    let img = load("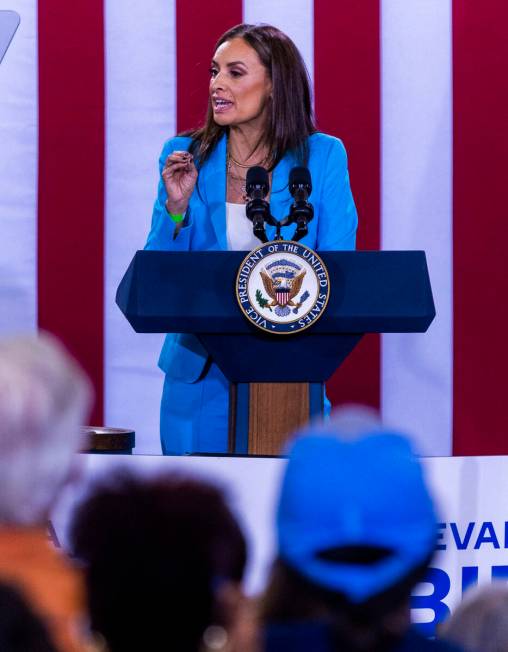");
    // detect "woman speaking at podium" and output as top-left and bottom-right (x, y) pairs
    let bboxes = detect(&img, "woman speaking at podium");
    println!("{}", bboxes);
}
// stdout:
(145, 23), (358, 455)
